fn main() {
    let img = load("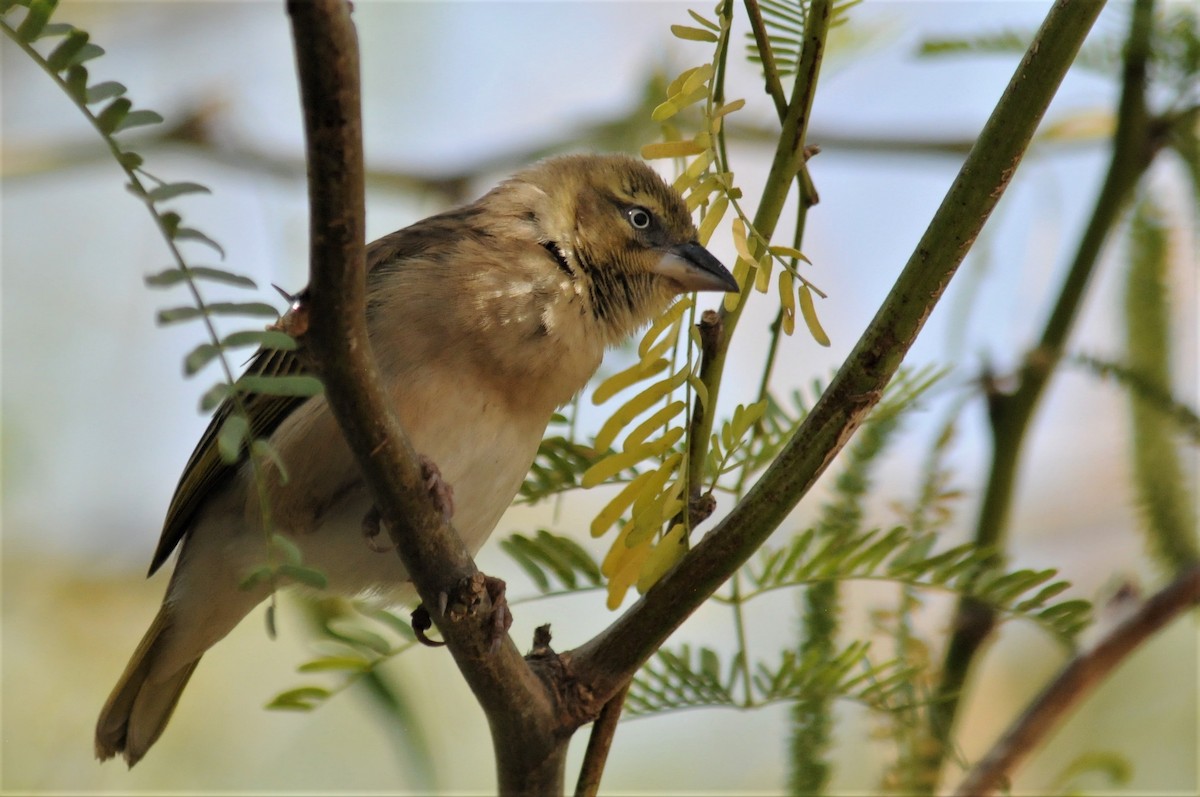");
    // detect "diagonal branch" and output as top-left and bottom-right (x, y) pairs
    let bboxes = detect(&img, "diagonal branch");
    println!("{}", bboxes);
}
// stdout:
(953, 563), (1200, 797)
(568, 0), (1106, 703)
(285, 1), (562, 791)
